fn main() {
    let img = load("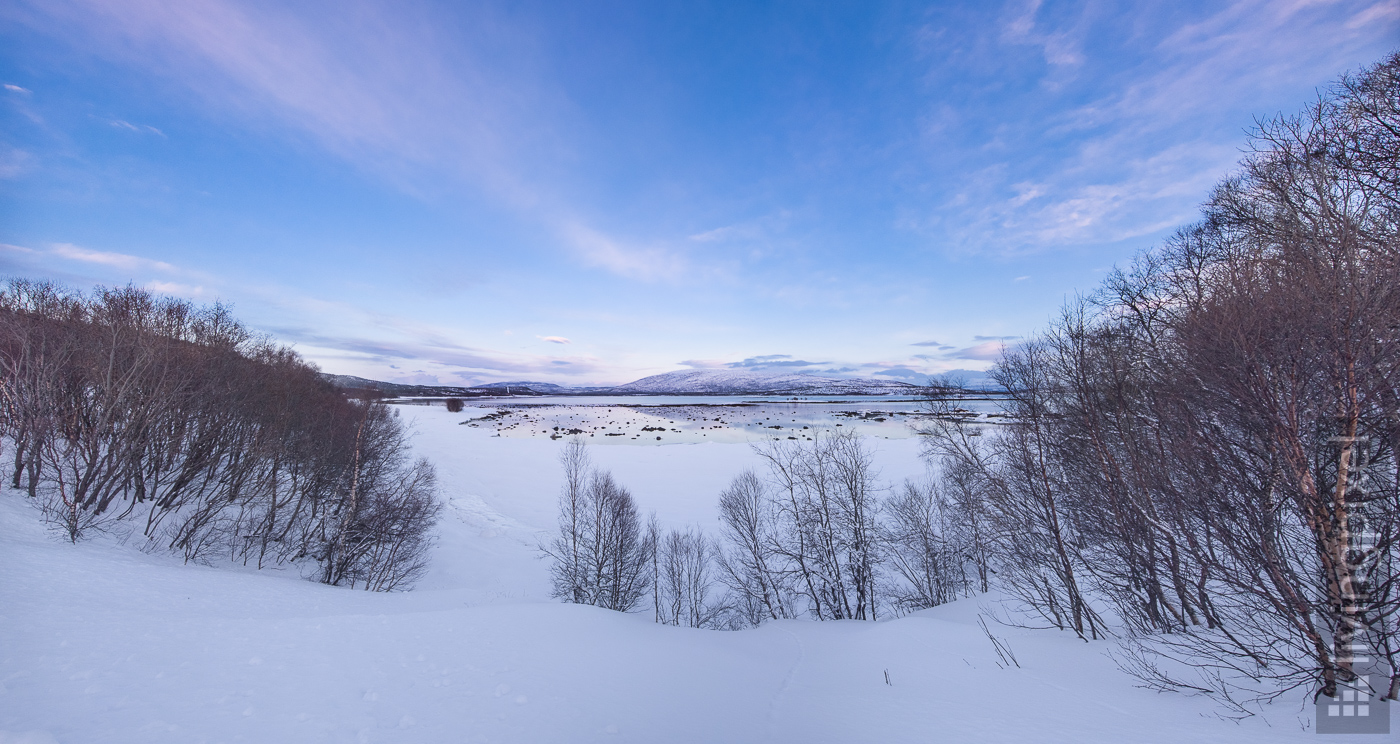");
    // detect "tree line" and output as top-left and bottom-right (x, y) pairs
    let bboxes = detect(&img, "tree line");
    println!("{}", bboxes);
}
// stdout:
(924, 53), (1400, 706)
(543, 431), (988, 630)
(0, 280), (440, 591)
